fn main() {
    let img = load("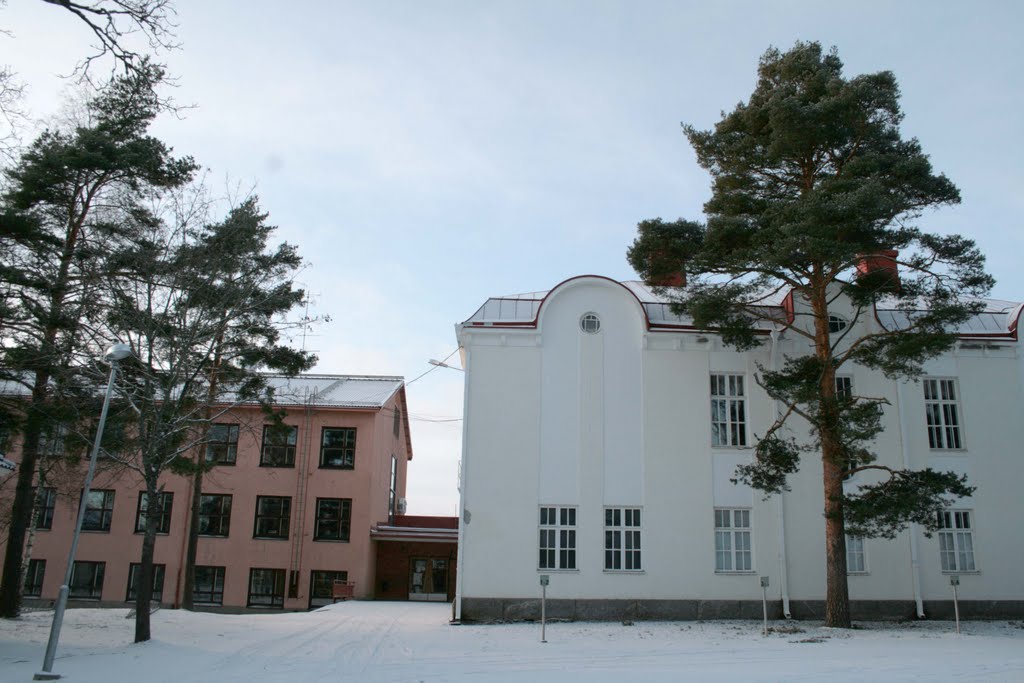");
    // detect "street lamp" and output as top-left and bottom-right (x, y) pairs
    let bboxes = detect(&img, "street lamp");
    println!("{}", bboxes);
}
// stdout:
(36, 343), (131, 681)
(428, 358), (463, 371)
